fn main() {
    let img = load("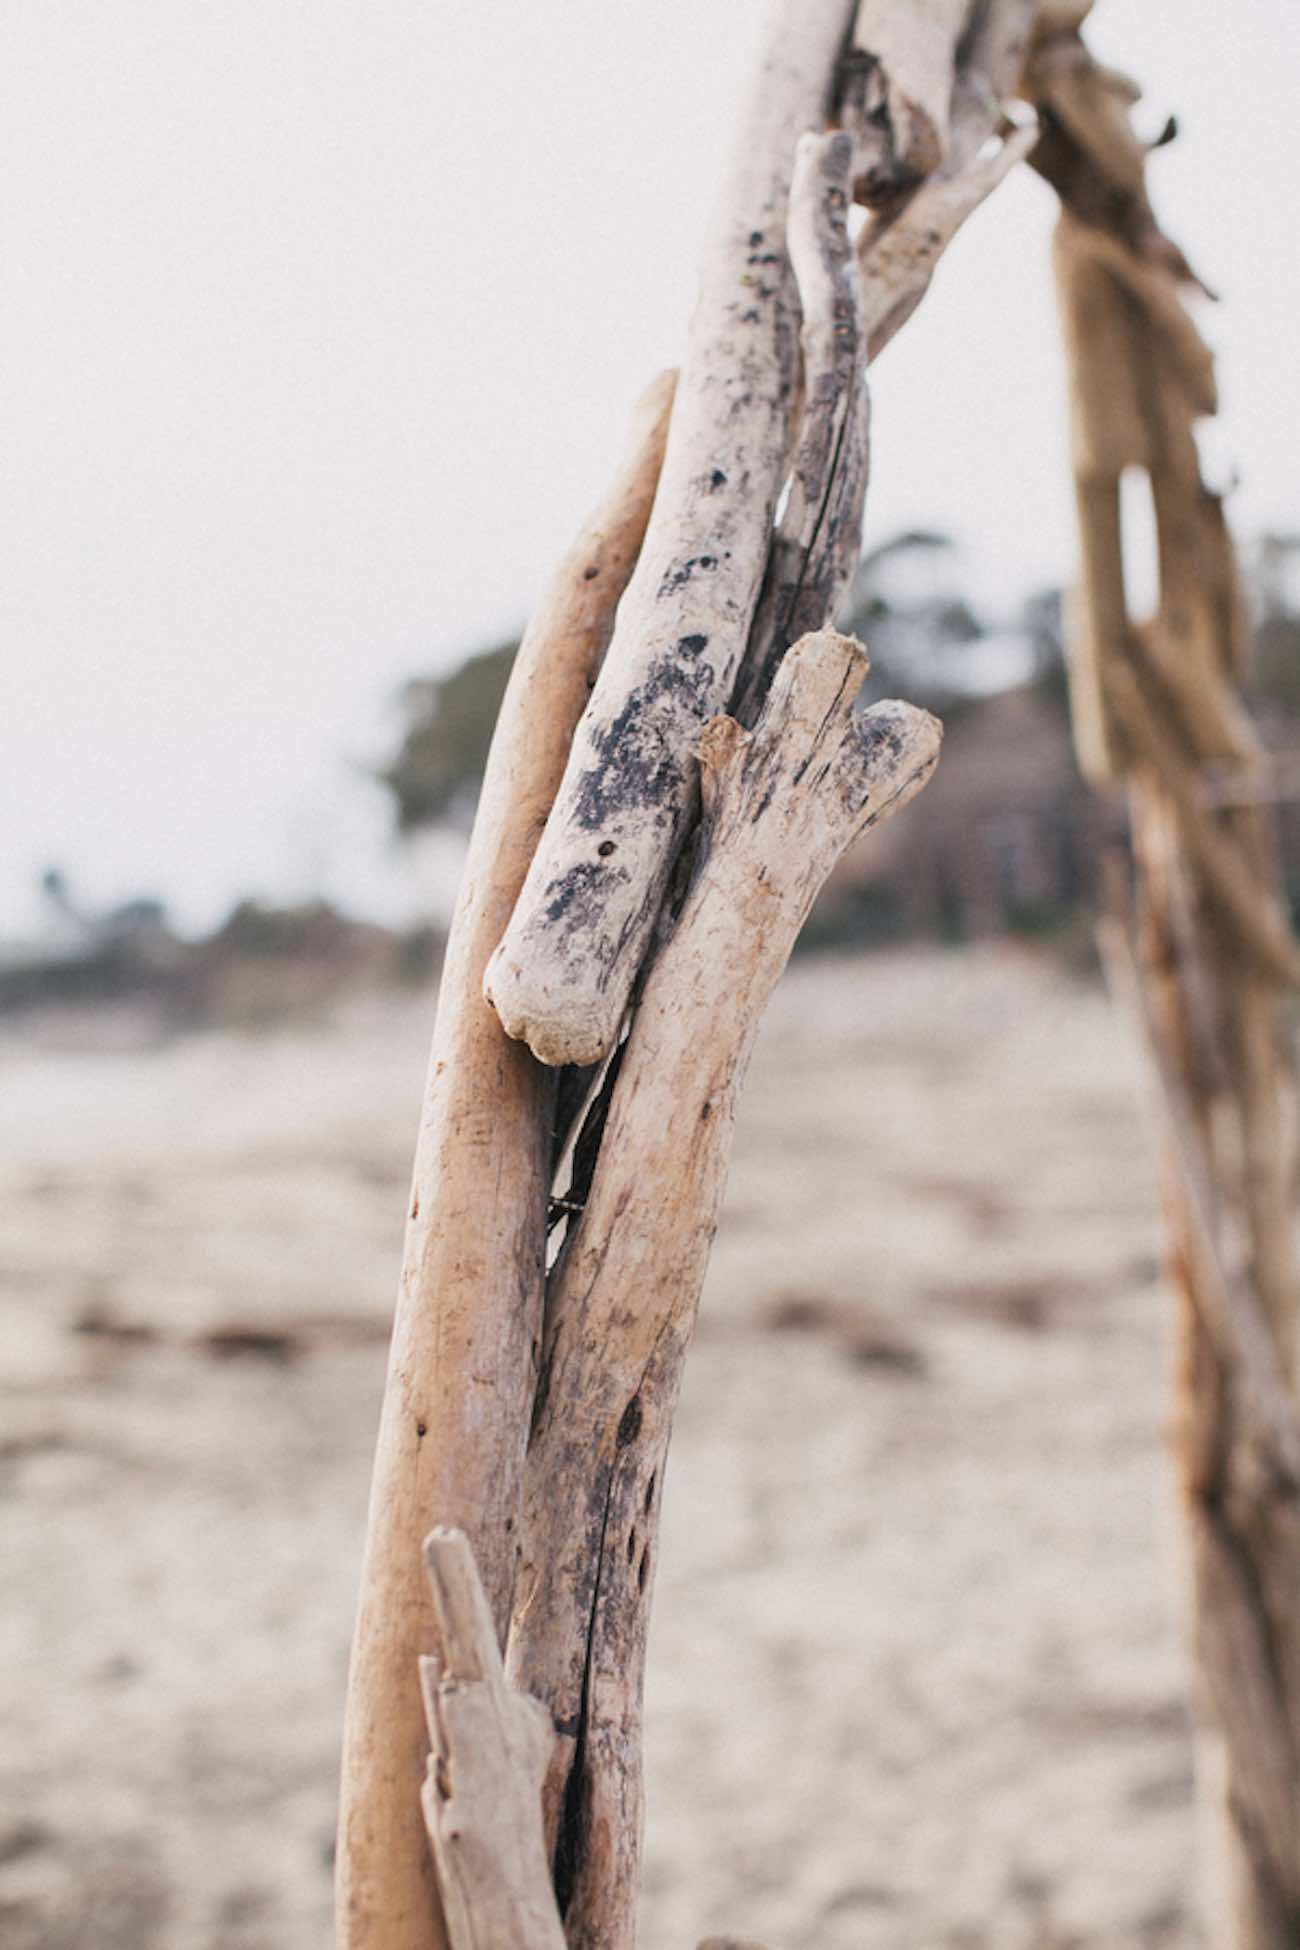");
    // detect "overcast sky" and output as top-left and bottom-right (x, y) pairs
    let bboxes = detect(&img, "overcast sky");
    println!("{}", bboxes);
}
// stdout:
(3, 0), (1296, 934)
